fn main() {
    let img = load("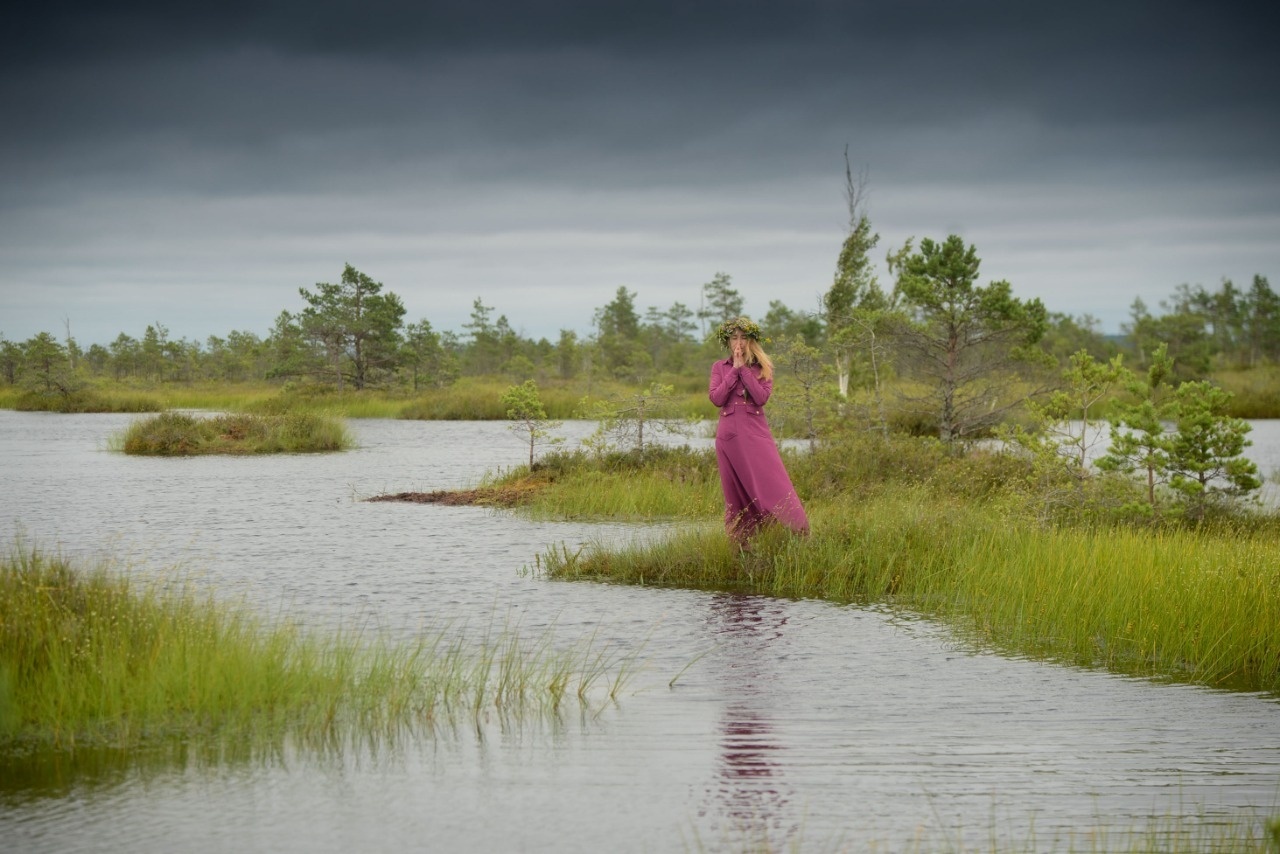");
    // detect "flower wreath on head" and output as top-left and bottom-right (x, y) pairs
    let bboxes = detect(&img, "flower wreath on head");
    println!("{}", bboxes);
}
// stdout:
(715, 316), (762, 348)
